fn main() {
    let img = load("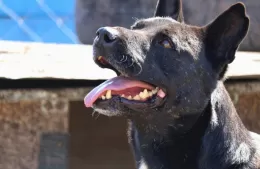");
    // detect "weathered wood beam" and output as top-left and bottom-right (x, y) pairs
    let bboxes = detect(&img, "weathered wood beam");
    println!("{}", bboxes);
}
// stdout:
(0, 40), (260, 80)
